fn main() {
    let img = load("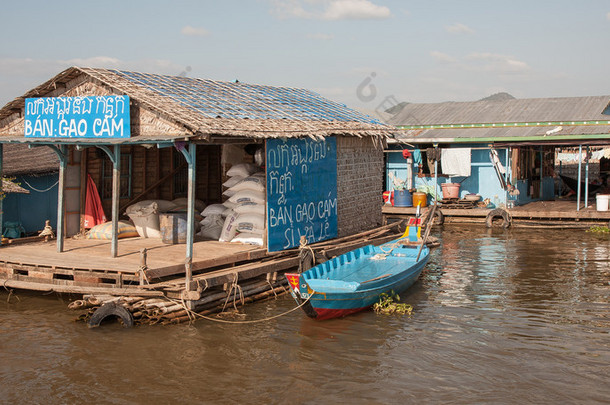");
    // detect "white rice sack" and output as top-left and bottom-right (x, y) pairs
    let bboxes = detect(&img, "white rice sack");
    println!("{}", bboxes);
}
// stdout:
(223, 200), (237, 209)
(226, 163), (258, 178)
(230, 175), (266, 193)
(219, 212), (239, 242)
(222, 188), (238, 198)
(231, 232), (264, 246)
(235, 213), (265, 233)
(222, 207), (234, 218)
(126, 200), (177, 216)
(201, 203), (226, 216)
(199, 215), (225, 240)
(228, 189), (265, 205)
(172, 197), (206, 212)
(223, 175), (246, 189)
(234, 202), (265, 216)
